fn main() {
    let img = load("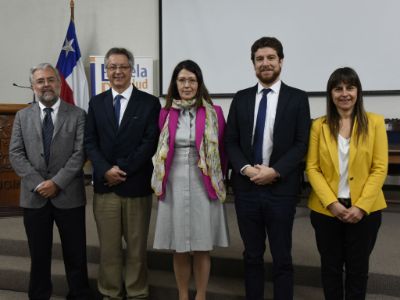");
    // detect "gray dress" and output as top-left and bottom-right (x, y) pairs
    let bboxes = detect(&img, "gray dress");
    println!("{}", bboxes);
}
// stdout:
(153, 107), (229, 252)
